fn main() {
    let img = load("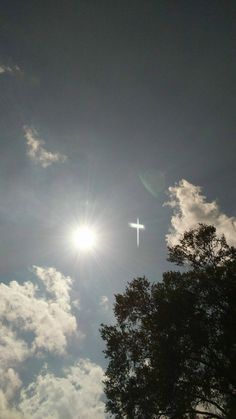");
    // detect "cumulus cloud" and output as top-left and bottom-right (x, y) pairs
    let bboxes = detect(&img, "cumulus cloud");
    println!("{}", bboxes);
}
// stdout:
(19, 359), (105, 419)
(0, 325), (28, 408)
(0, 265), (77, 413)
(23, 126), (67, 168)
(0, 267), (107, 418)
(0, 267), (76, 356)
(0, 267), (79, 417)
(0, 359), (106, 418)
(165, 179), (236, 246)
(33, 266), (72, 311)
(0, 325), (29, 369)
